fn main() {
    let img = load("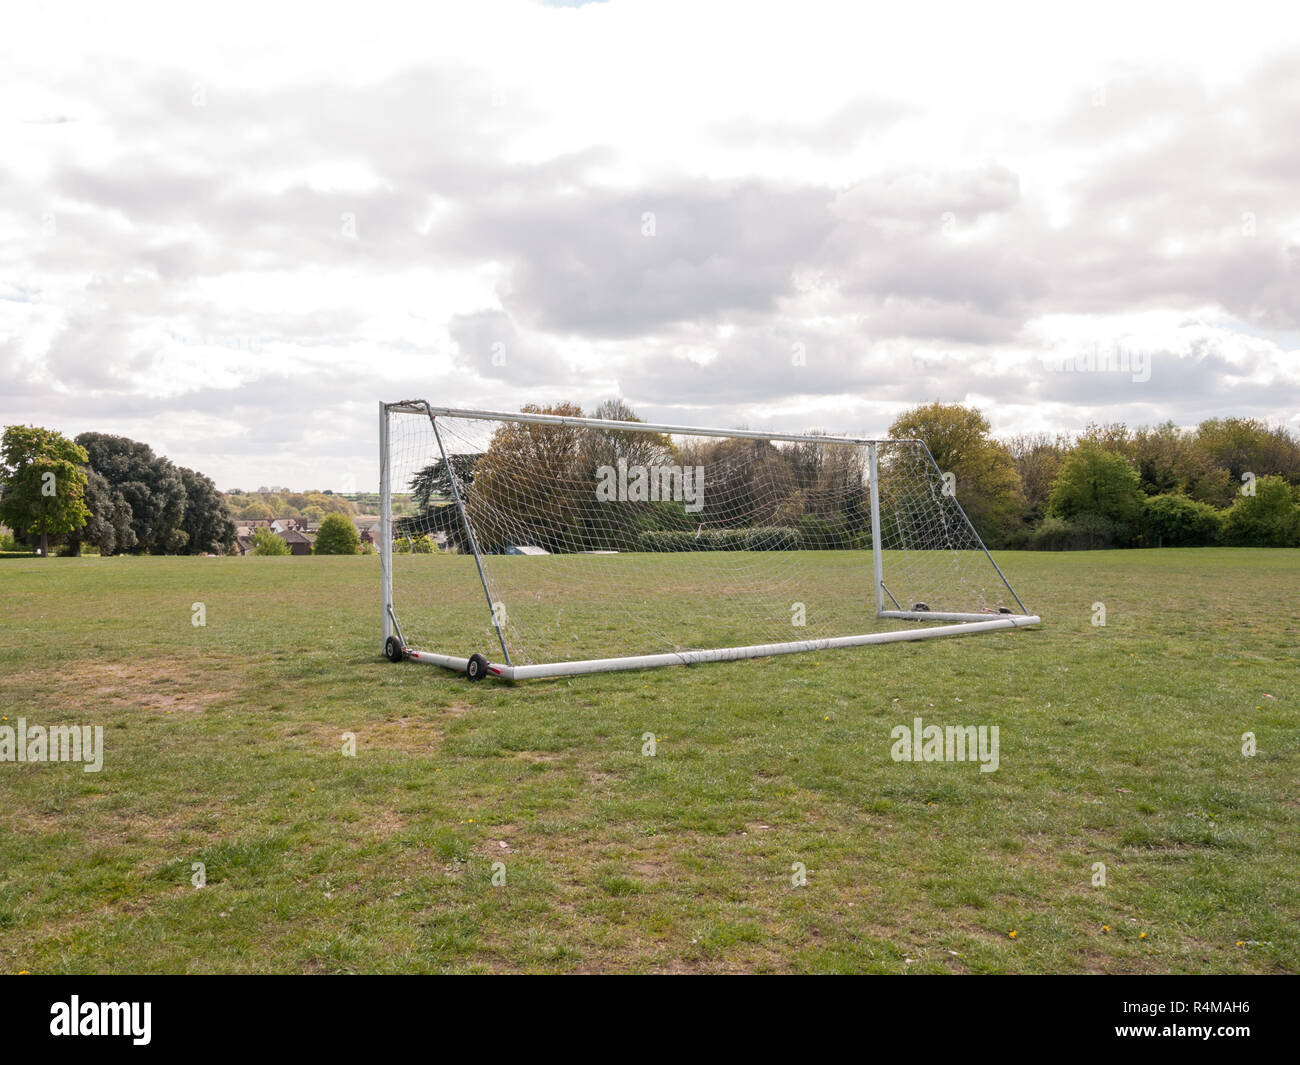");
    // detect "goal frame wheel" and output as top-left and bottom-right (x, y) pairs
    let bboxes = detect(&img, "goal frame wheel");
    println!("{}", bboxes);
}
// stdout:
(466, 653), (489, 681)
(384, 635), (405, 663)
